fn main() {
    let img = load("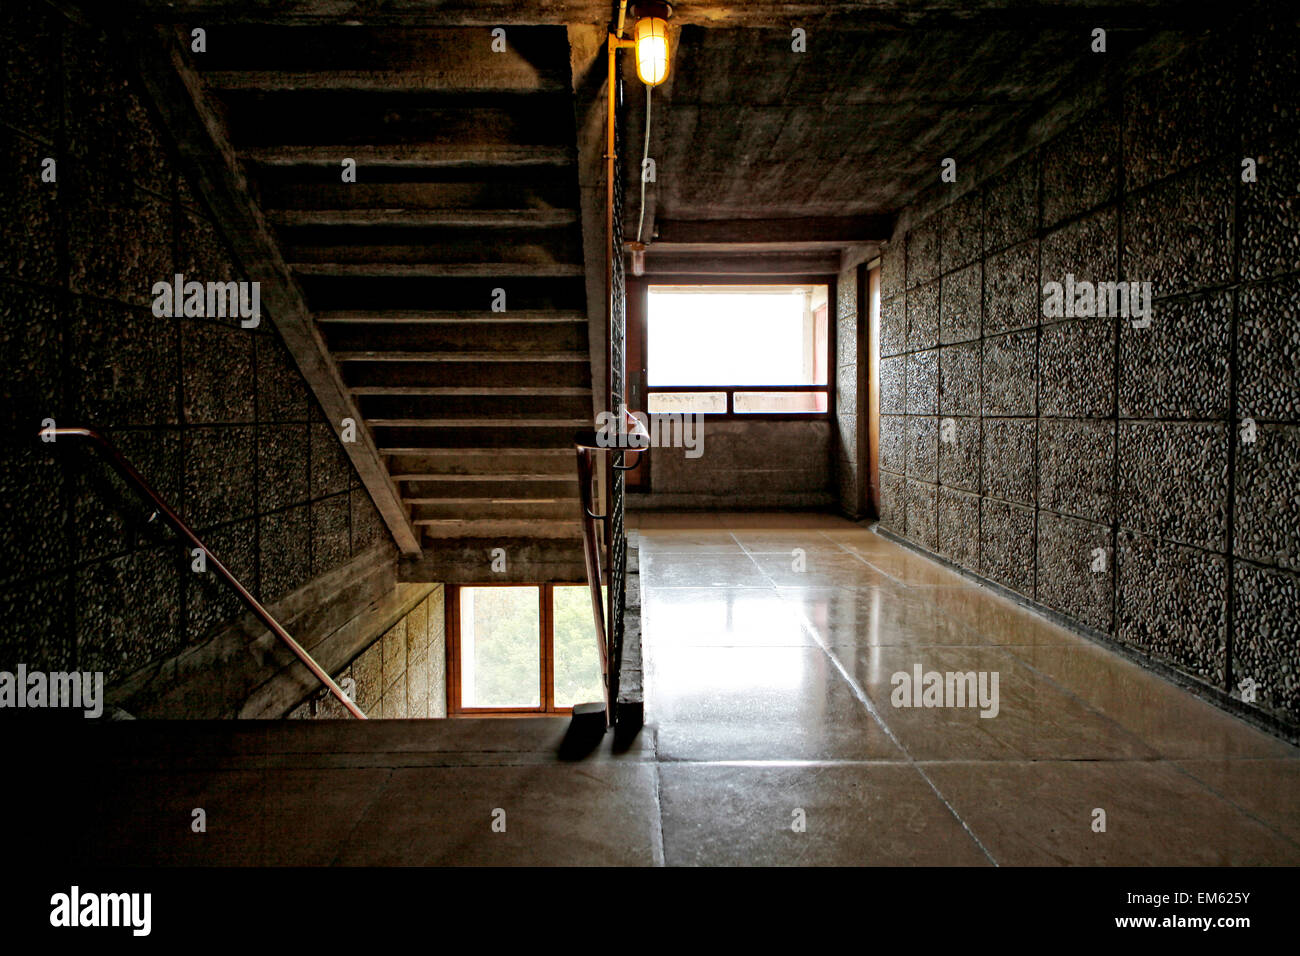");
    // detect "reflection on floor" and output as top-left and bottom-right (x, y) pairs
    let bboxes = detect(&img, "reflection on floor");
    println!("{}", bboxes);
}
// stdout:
(32, 513), (1299, 866)
(636, 512), (1300, 866)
